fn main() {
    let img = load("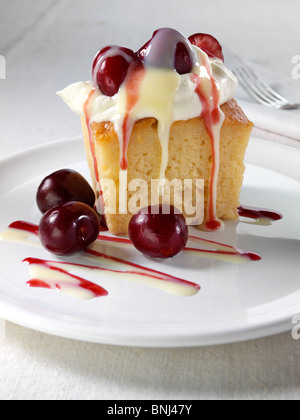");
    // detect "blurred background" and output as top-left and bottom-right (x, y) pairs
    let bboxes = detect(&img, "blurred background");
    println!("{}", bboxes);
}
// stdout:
(0, 0), (299, 154)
